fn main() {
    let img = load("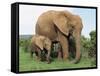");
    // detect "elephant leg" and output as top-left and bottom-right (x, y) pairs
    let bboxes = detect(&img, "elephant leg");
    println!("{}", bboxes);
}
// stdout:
(57, 43), (63, 60)
(35, 47), (41, 61)
(68, 36), (76, 59)
(57, 50), (62, 60)
(58, 31), (69, 61)
(38, 50), (41, 61)
(35, 51), (39, 60)
(46, 50), (51, 64)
